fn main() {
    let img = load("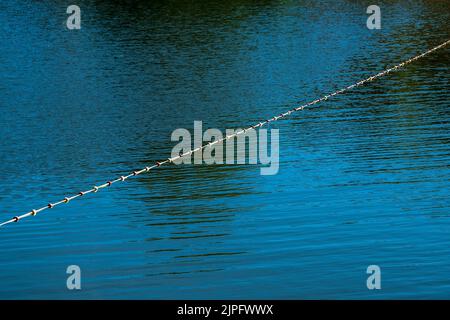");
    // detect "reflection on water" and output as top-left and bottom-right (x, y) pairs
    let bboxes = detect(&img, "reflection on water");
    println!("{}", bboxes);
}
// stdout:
(0, 0), (449, 298)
